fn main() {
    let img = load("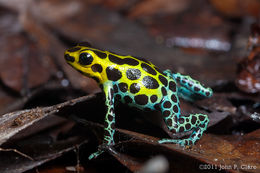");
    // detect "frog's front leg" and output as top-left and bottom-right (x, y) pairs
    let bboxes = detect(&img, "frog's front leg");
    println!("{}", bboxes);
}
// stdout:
(163, 70), (213, 101)
(88, 82), (116, 160)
